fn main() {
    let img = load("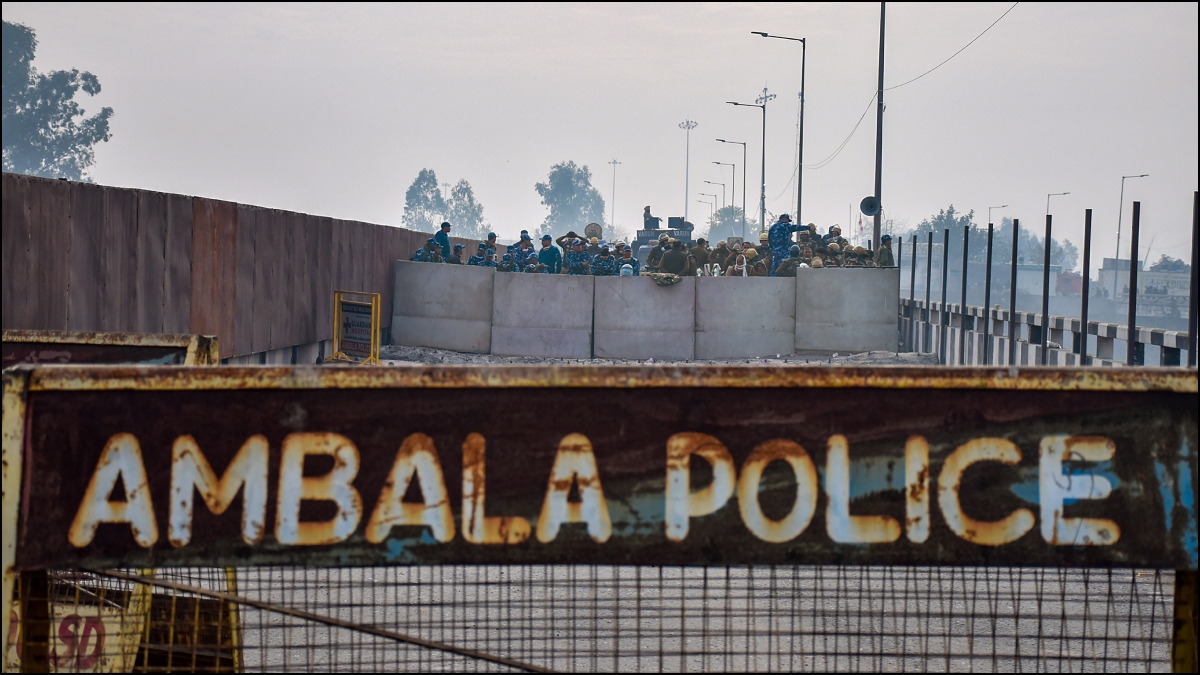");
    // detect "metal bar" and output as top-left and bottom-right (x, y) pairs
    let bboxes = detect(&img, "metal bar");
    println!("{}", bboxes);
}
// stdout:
(909, 236), (917, 351)
(1128, 202), (1142, 366)
(925, 231), (933, 353)
(983, 224), (994, 365)
(960, 226), (970, 366)
(1041, 215), (1052, 365)
(1, 369), (28, 667)
(90, 569), (555, 674)
(896, 236), (904, 351)
(1189, 192), (1198, 368)
(940, 228), (949, 364)
(1009, 218), (1020, 365)
(1175, 570), (1198, 673)
(1080, 209), (1092, 365)
(18, 363), (1198, 393)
